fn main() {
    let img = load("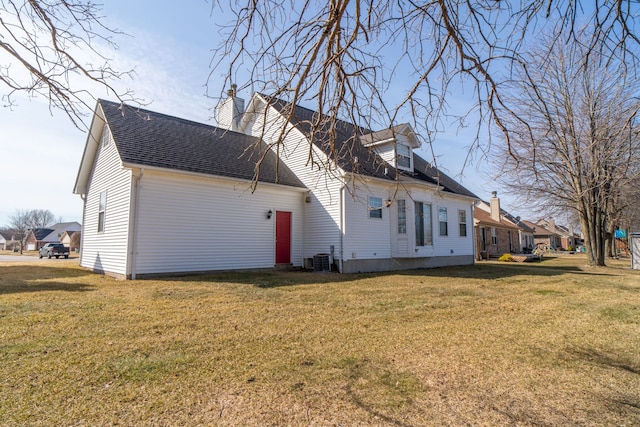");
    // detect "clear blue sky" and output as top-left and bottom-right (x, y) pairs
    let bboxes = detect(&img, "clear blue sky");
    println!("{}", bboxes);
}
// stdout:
(0, 0), (506, 228)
